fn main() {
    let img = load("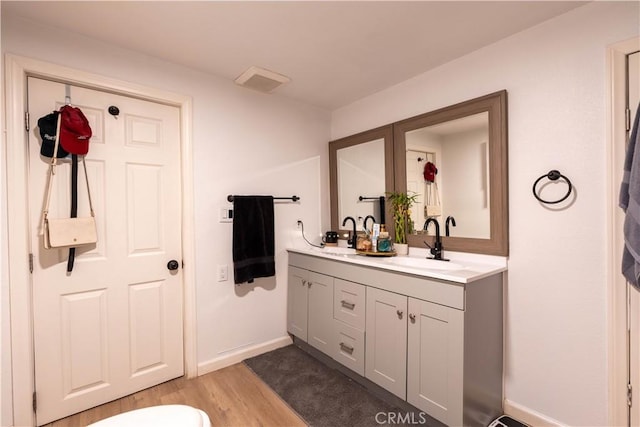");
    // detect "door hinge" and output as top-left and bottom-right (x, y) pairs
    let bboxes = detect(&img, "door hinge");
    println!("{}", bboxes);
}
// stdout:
(25, 111), (30, 132)
(32, 391), (37, 412)
(626, 108), (632, 132)
(29, 253), (34, 274)
(628, 383), (633, 407)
